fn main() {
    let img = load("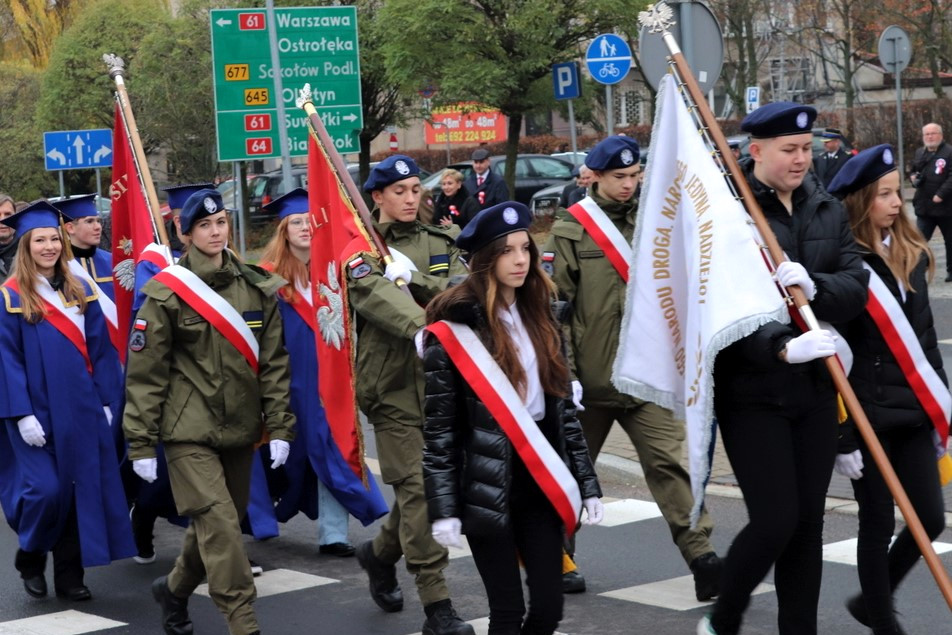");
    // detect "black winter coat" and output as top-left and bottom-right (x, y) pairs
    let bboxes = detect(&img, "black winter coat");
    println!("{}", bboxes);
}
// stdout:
(422, 299), (601, 536)
(433, 189), (480, 229)
(911, 141), (952, 217)
(713, 162), (869, 409)
(838, 251), (947, 452)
